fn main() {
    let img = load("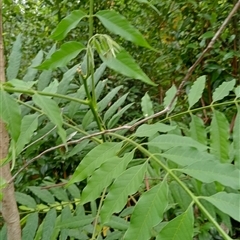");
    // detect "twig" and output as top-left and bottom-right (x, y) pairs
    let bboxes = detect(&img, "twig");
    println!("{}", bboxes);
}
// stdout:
(8, 1), (240, 183)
